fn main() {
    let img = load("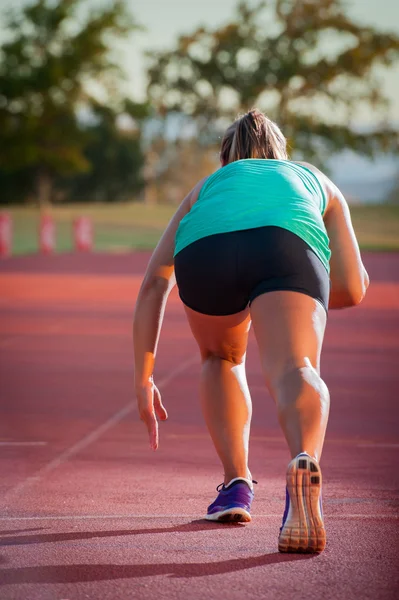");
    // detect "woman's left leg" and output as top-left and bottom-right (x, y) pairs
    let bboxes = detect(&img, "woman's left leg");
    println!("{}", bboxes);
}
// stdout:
(184, 306), (252, 485)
